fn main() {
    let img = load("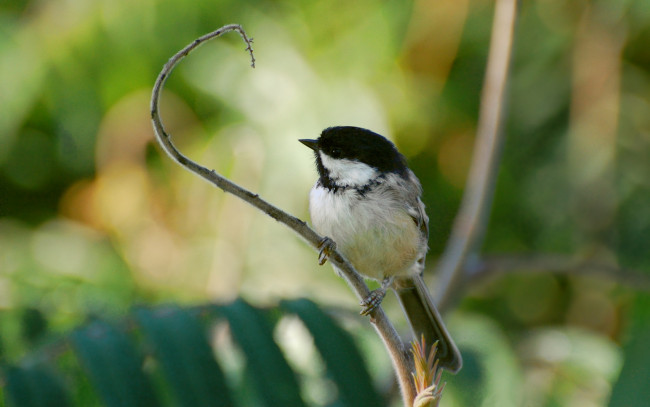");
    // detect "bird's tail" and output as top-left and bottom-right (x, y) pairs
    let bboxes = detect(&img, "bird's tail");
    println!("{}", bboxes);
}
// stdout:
(394, 274), (462, 373)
